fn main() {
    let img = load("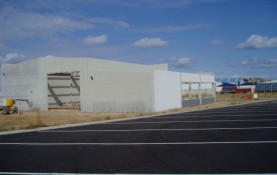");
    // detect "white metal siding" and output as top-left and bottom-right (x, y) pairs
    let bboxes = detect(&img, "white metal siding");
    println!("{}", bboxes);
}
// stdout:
(154, 70), (182, 112)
